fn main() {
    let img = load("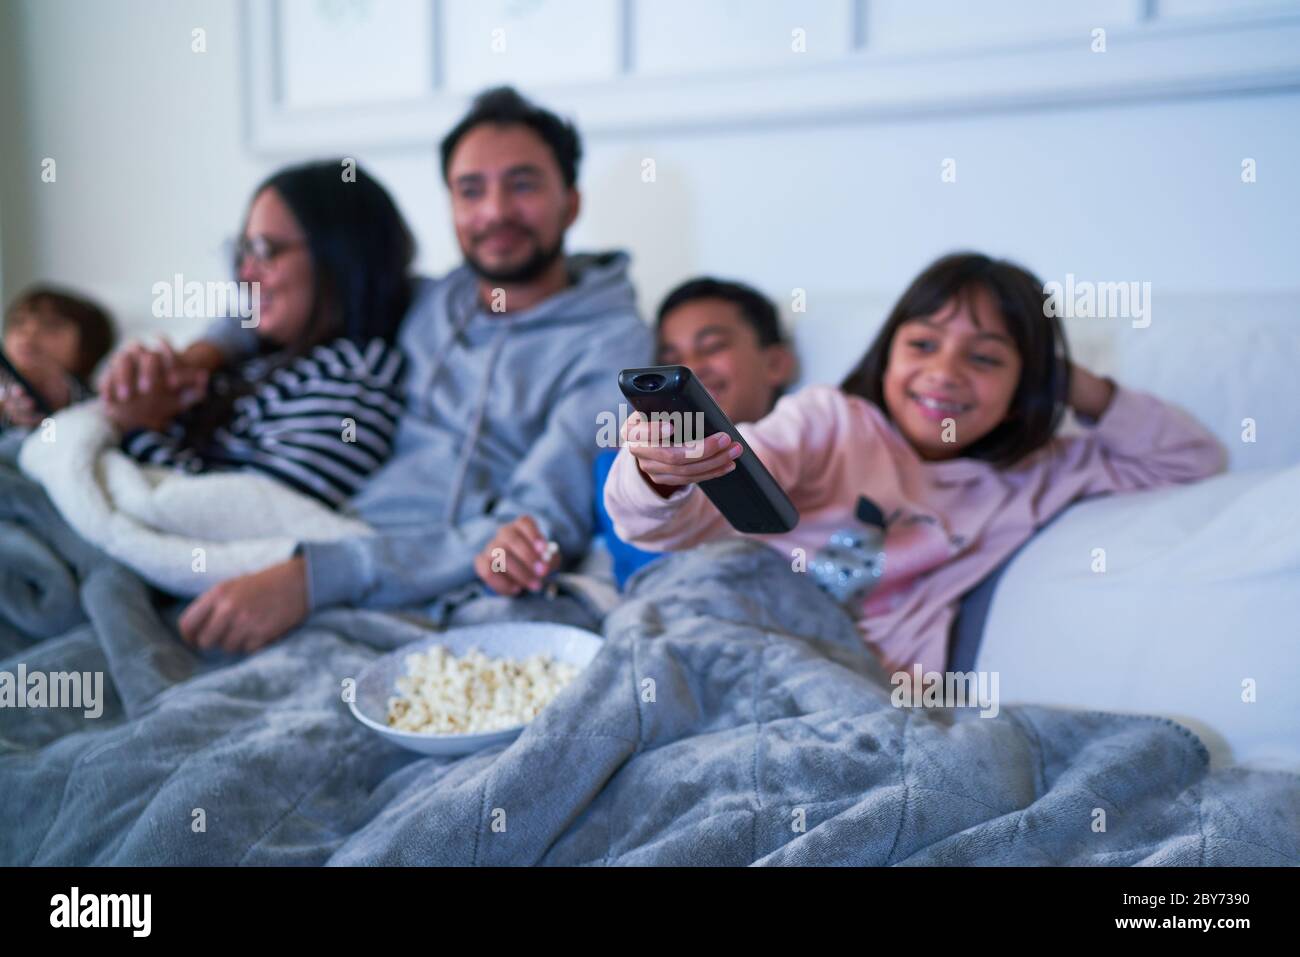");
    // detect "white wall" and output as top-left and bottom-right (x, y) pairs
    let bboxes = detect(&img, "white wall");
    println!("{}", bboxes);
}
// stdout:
(2, 0), (1298, 357)
(0, 0), (266, 341)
